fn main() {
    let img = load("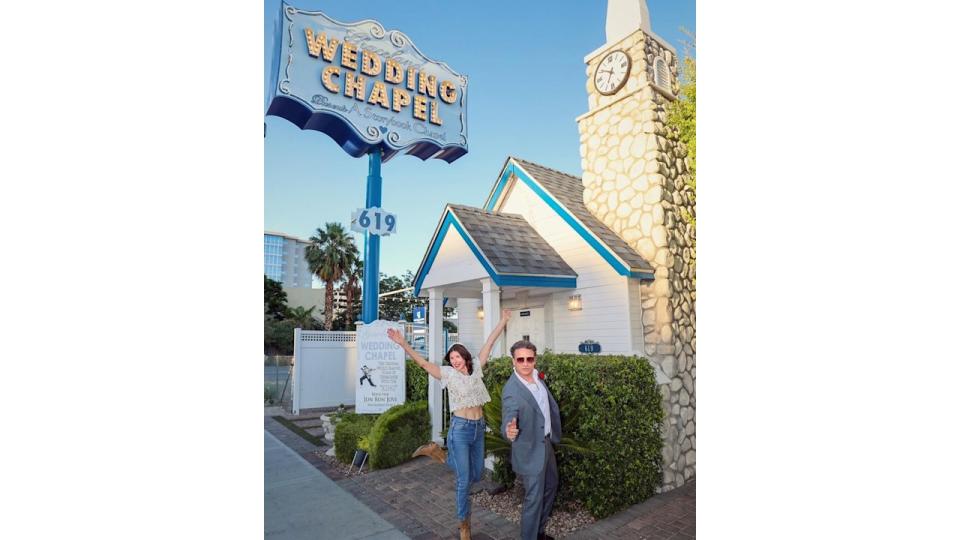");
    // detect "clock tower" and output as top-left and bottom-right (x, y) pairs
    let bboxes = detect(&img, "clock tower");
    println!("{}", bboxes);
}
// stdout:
(576, 0), (696, 490)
